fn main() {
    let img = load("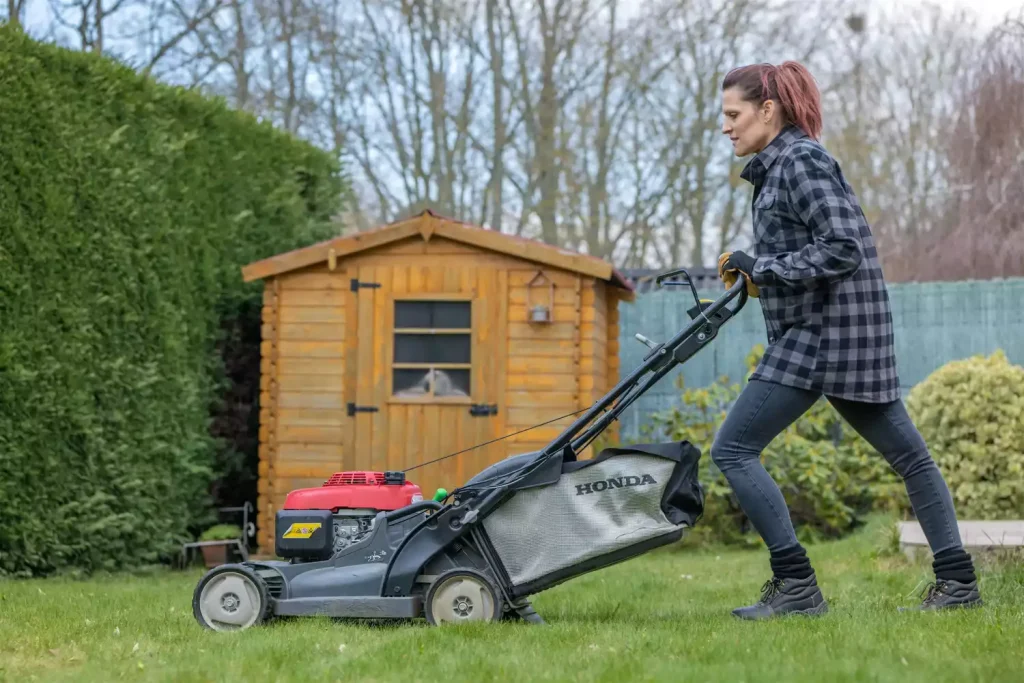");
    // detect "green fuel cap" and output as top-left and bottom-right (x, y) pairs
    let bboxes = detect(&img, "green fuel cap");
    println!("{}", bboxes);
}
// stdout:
(432, 488), (448, 502)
